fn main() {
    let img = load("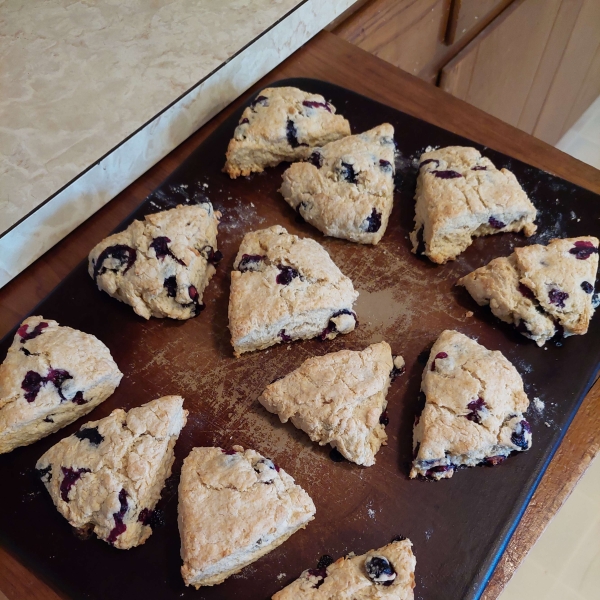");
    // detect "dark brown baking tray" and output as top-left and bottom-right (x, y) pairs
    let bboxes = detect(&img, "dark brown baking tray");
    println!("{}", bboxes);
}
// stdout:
(1, 79), (599, 600)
